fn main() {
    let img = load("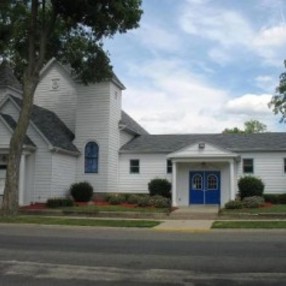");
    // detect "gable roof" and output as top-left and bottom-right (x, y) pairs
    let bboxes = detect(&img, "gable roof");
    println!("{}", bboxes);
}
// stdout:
(120, 111), (149, 136)
(41, 57), (125, 90)
(10, 96), (79, 155)
(120, 133), (286, 153)
(0, 61), (22, 90)
(0, 113), (35, 147)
